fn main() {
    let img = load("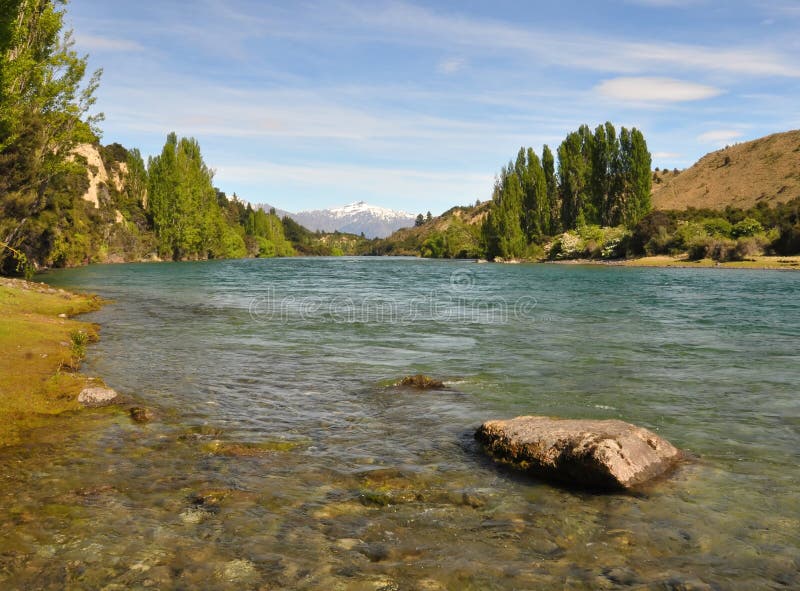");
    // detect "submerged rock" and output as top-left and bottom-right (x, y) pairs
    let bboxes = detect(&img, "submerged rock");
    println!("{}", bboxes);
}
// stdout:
(475, 415), (680, 490)
(77, 386), (118, 407)
(129, 406), (154, 423)
(397, 374), (446, 390)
